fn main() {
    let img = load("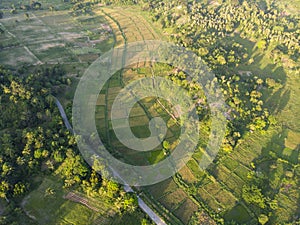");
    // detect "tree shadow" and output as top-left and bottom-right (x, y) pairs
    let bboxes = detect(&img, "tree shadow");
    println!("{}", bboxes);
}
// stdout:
(223, 203), (253, 224)
(252, 52), (287, 84)
(252, 129), (300, 223)
(265, 89), (291, 114)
